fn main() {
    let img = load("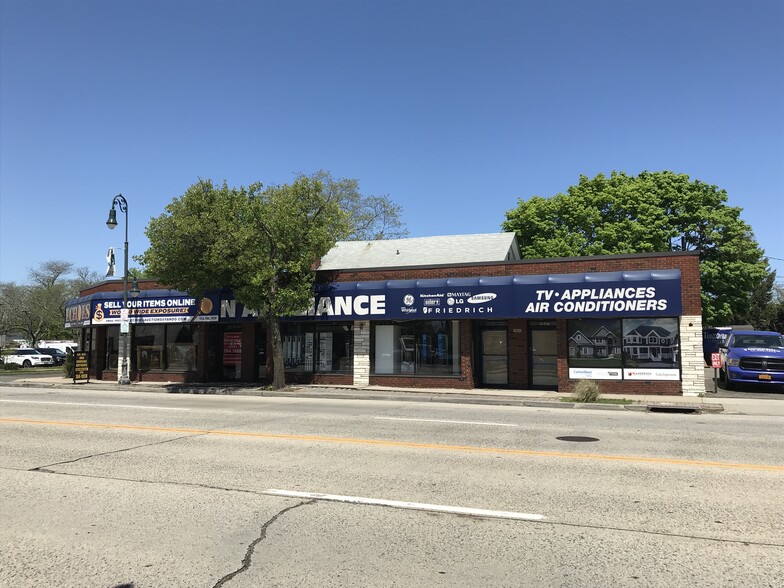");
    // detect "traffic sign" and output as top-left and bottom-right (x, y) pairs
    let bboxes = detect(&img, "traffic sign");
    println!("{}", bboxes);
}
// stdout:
(711, 352), (722, 369)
